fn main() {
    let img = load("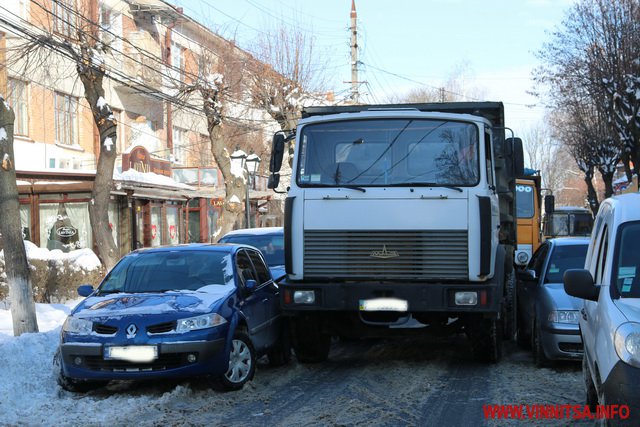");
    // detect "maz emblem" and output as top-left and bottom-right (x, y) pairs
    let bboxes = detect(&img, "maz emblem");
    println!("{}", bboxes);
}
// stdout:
(370, 245), (399, 259)
(126, 324), (138, 339)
